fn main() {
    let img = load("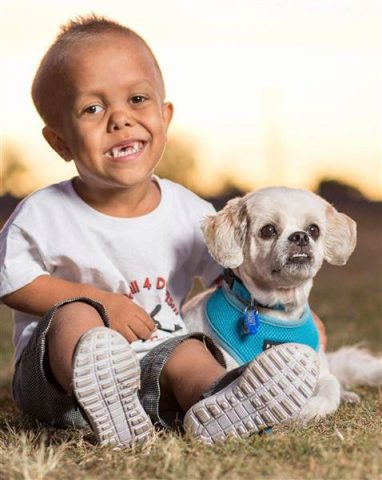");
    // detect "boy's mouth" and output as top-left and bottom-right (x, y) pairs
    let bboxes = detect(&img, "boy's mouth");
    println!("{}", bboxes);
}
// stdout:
(105, 140), (145, 159)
